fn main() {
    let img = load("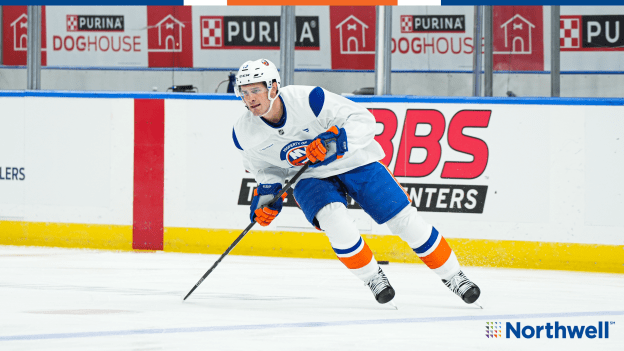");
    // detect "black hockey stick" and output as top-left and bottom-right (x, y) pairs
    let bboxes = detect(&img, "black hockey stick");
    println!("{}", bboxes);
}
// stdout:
(183, 162), (310, 301)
